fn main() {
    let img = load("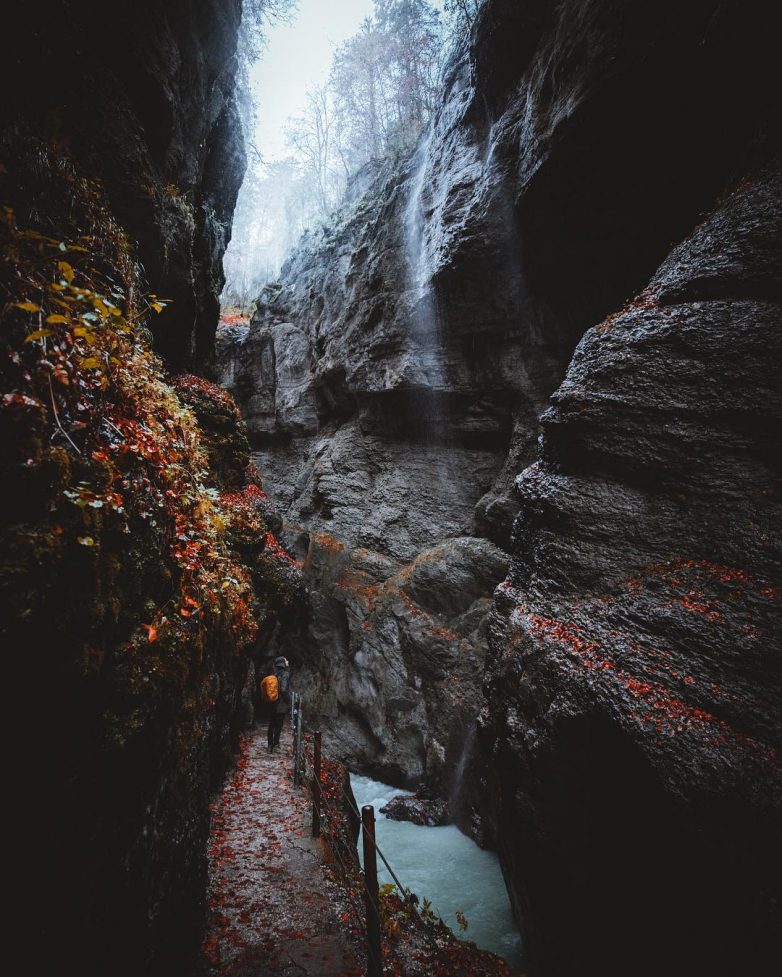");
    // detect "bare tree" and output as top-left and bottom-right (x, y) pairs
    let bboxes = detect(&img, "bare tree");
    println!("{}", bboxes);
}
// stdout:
(285, 86), (341, 218)
(444, 0), (483, 31)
